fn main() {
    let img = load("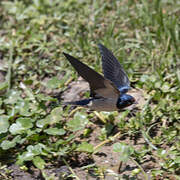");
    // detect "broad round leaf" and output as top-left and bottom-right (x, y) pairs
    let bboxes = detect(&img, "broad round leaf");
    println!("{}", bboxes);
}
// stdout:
(113, 142), (134, 162)
(9, 118), (33, 135)
(0, 115), (9, 134)
(4, 90), (21, 104)
(44, 128), (66, 135)
(1, 140), (16, 150)
(50, 107), (63, 124)
(46, 77), (62, 89)
(17, 151), (34, 164)
(76, 142), (94, 153)
(15, 100), (33, 116)
(36, 107), (62, 128)
(33, 156), (45, 170)
(36, 116), (51, 128)
(66, 112), (89, 132)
